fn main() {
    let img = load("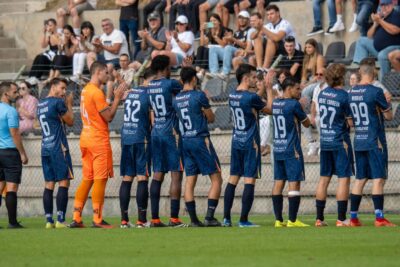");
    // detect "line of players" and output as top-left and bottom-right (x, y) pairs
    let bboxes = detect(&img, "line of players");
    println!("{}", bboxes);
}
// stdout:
(33, 55), (396, 229)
